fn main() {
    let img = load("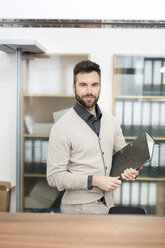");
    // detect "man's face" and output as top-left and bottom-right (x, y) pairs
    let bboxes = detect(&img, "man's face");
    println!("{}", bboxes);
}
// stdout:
(73, 71), (101, 110)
